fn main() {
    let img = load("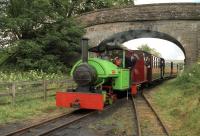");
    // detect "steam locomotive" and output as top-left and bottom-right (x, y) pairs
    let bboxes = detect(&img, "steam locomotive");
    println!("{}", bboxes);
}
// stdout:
(56, 38), (178, 110)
